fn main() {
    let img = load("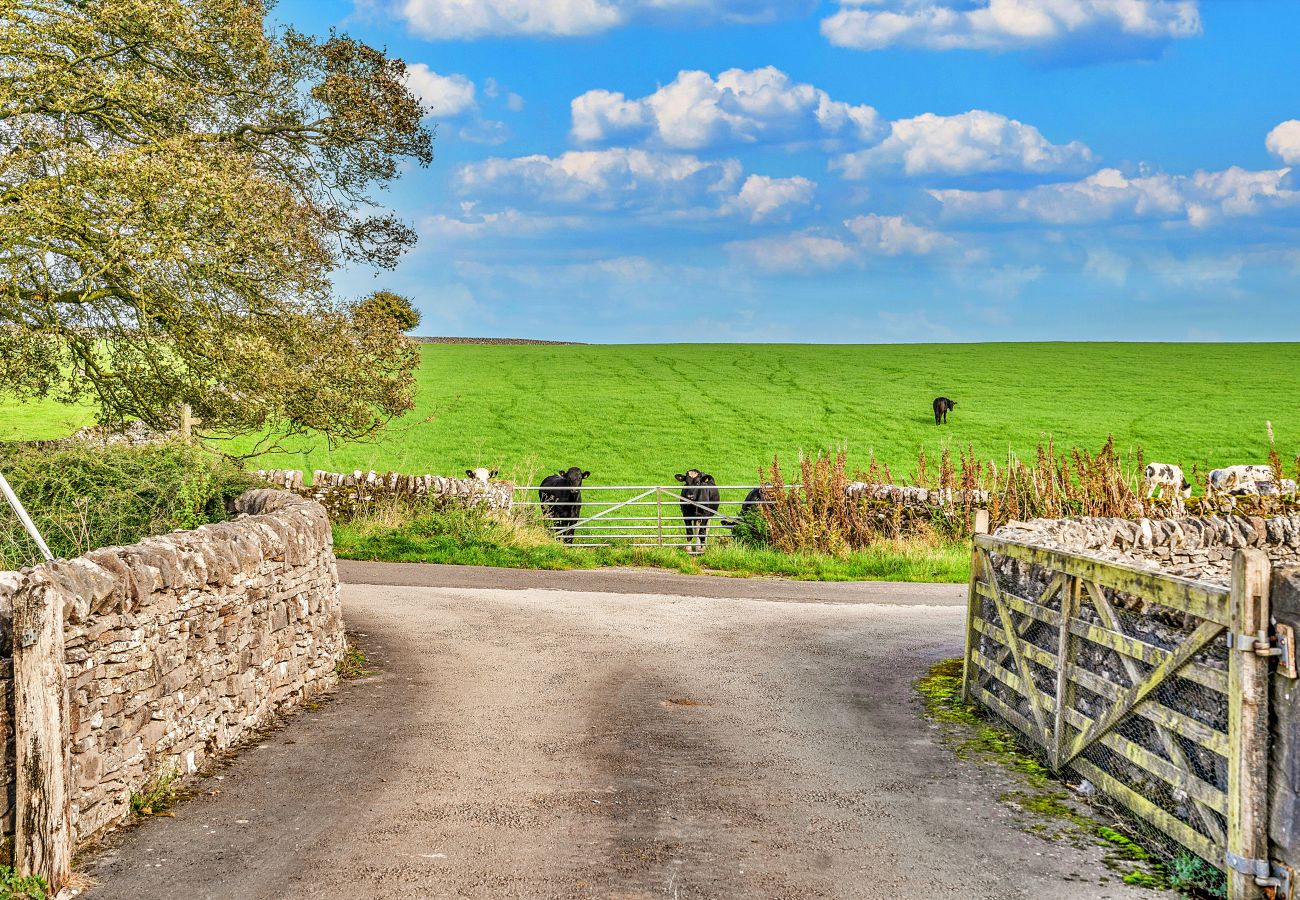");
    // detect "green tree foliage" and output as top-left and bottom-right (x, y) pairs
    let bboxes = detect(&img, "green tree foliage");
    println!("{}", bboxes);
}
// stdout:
(0, 0), (434, 446)
(357, 290), (421, 333)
